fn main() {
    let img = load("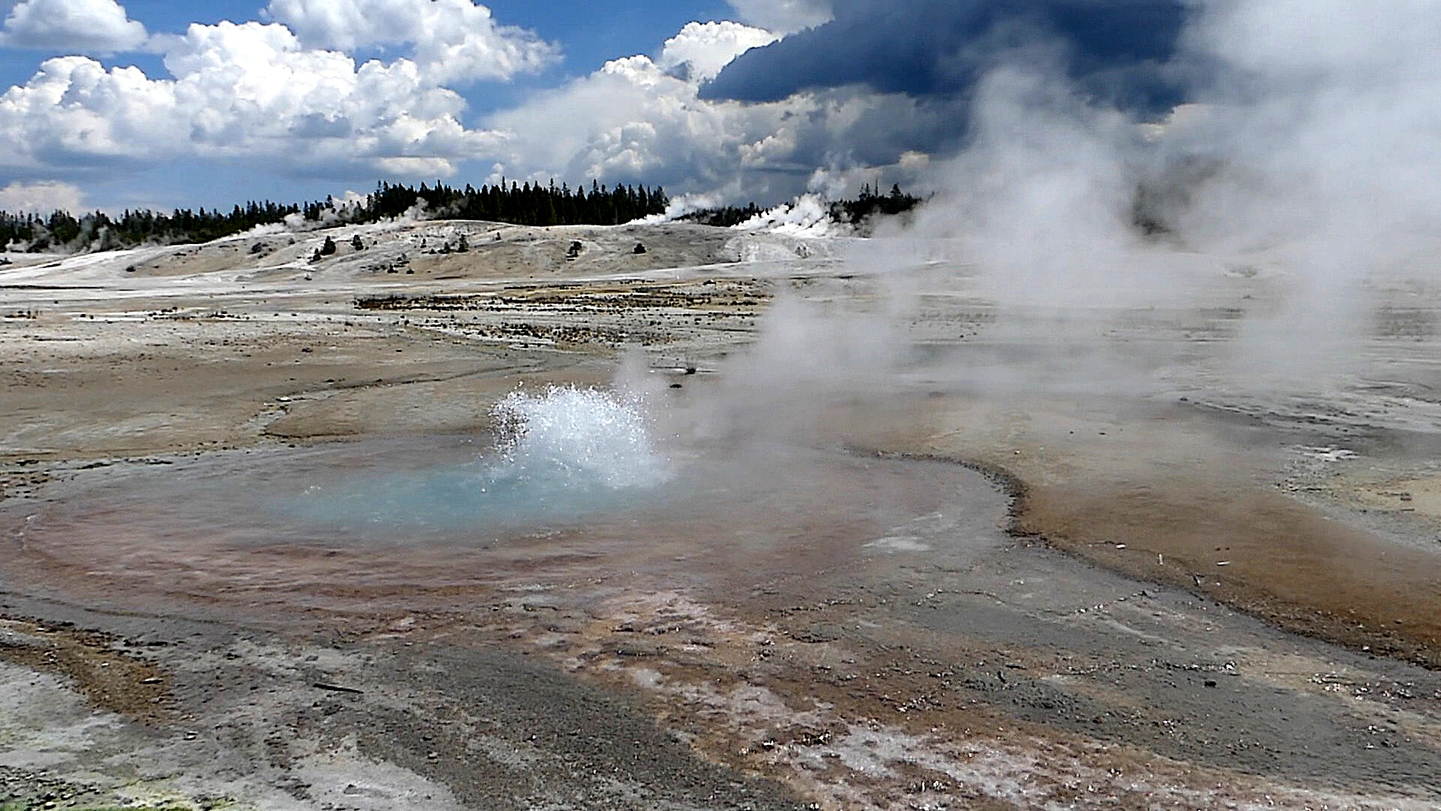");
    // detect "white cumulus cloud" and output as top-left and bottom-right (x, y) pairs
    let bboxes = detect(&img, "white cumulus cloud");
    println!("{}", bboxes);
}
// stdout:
(263, 0), (558, 84)
(0, 6), (948, 208)
(726, 0), (832, 35)
(656, 21), (776, 82)
(483, 22), (955, 202)
(483, 44), (797, 196)
(0, 0), (148, 53)
(0, 180), (85, 213)
(0, 20), (504, 178)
